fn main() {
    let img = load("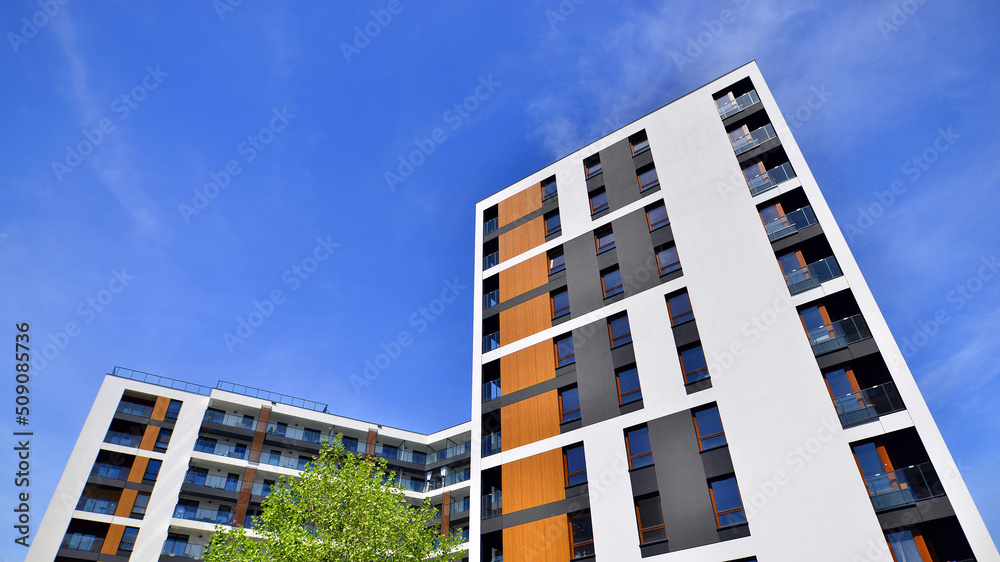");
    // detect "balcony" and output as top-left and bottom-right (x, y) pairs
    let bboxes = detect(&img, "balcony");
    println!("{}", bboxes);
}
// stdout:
(265, 423), (327, 444)
(484, 251), (499, 270)
(91, 462), (129, 481)
(450, 496), (471, 514)
(116, 400), (153, 418)
(185, 470), (241, 492)
(718, 90), (761, 119)
(483, 332), (500, 353)
(194, 439), (247, 460)
(748, 162), (796, 196)
(204, 412), (256, 431)
(833, 382), (906, 428)
(262, 452), (311, 470)
(174, 506), (236, 526)
(482, 380), (501, 402)
(764, 204), (816, 241)
(77, 497), (118, 515)
(104, 430), (143, 448)
(807, 314), (871, 355)
(784, 257), (843, 295)
(732, 124), (777, 156)
(482, 433), (501, 457)
(61, 533), (104, 553)
(482, 491), (502, 519)
(428, 441), (472, 463)
(484, 217), (499, 235)
(391, 475), (427, 493)
(428, 468), (471, 491)
(373, 444), (427, 465)
(162, 541), (206, 559)
(864, 462), (945, 511)
(251, 481), (278, 496)
(484, 289), (500, 310)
